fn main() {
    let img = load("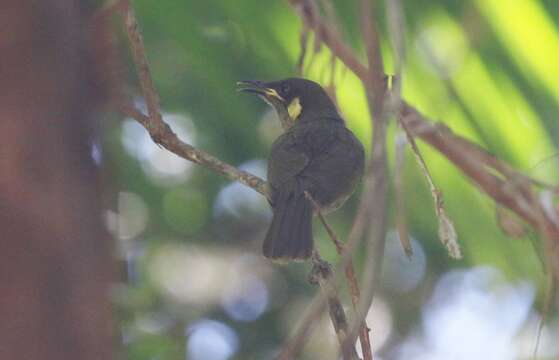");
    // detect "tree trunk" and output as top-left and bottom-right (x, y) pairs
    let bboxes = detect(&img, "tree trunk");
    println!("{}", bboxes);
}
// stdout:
(0, 2), (114, 359)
